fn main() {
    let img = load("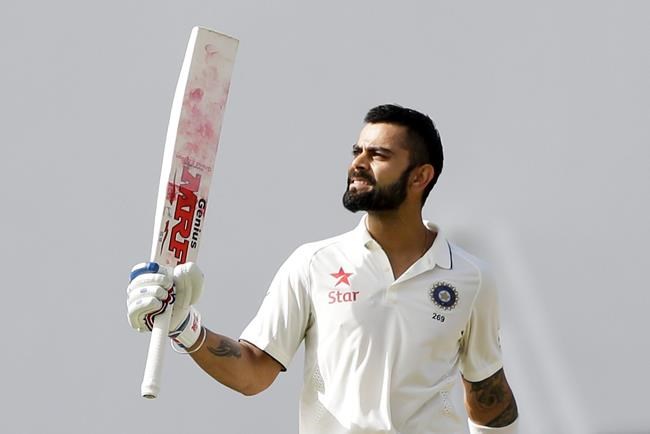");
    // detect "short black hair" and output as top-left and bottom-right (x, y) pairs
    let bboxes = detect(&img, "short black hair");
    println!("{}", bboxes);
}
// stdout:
(364, 104), (443, 205)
